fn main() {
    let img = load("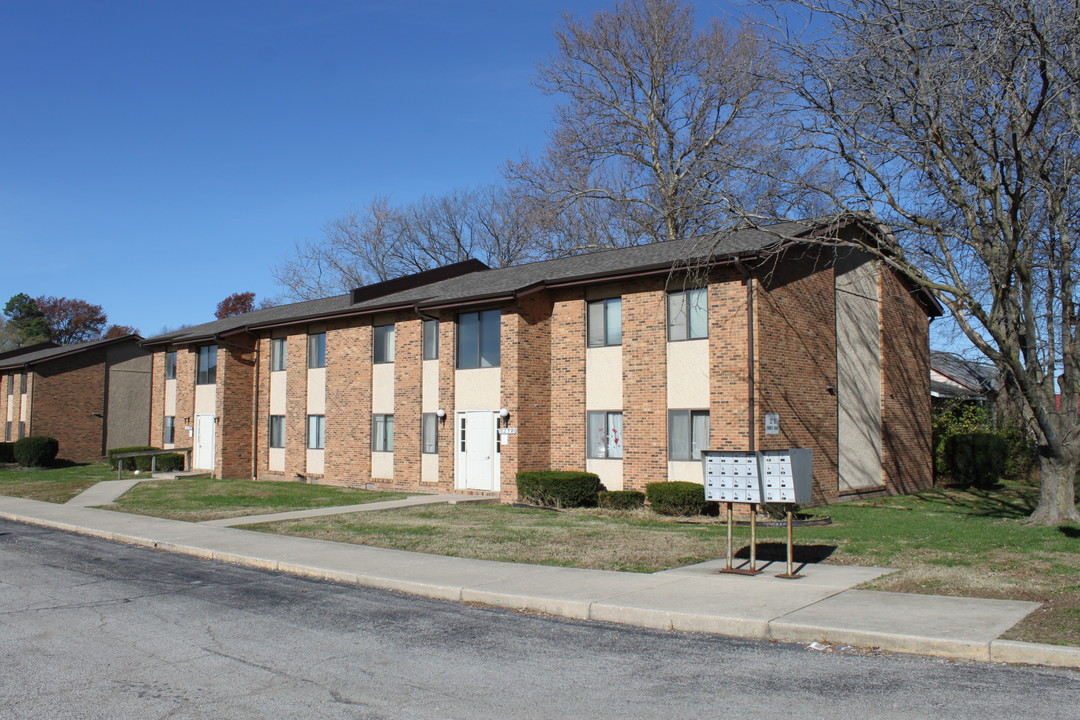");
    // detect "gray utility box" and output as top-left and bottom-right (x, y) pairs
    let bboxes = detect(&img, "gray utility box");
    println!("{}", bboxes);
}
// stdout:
(702, 449), (813, 505)
(760, 449), (813, 504)
(702, 451), (762, 504)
